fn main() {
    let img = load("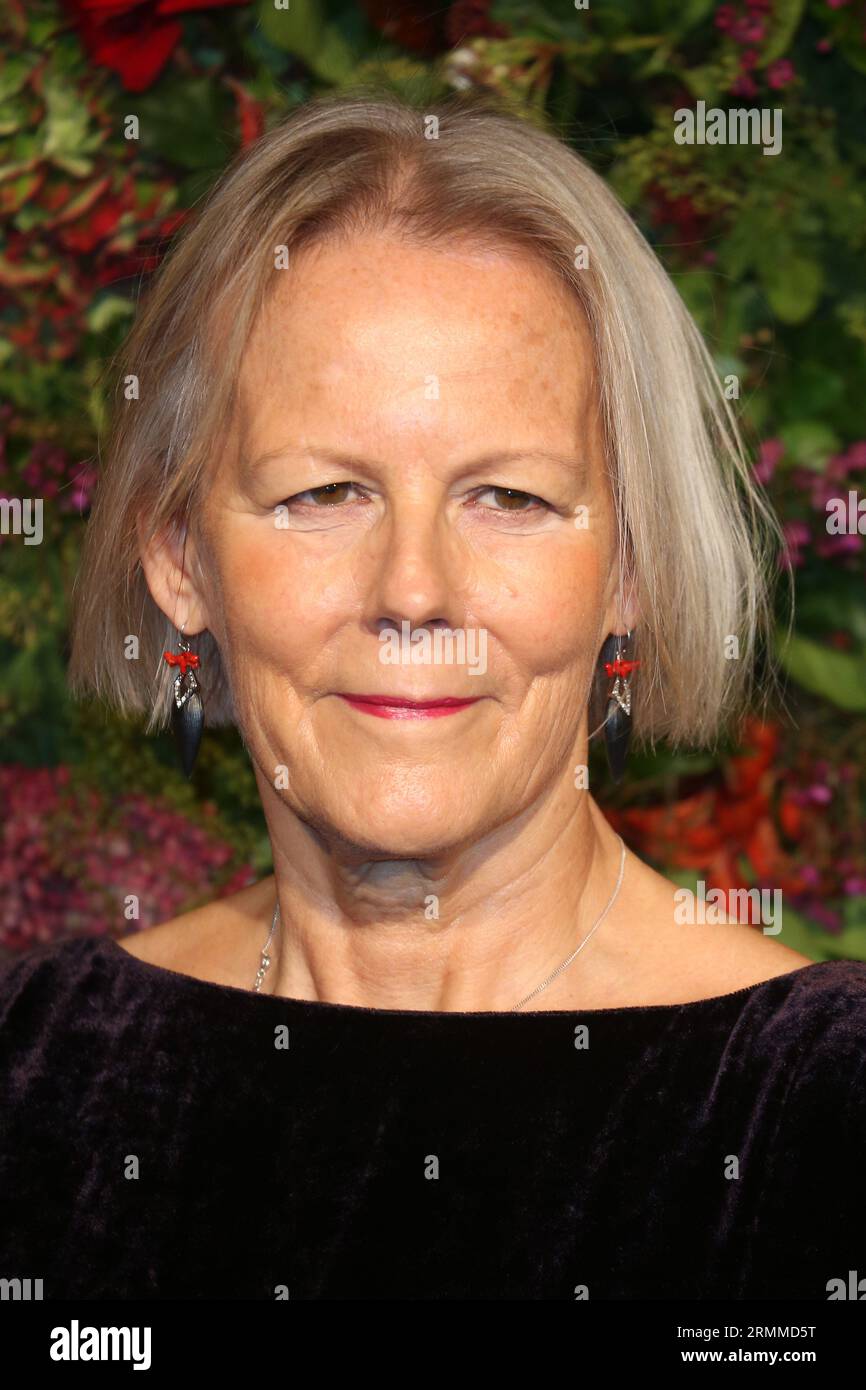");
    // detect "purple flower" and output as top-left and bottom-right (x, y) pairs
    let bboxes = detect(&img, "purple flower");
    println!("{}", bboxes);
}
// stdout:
(801, 901), (843, 932)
